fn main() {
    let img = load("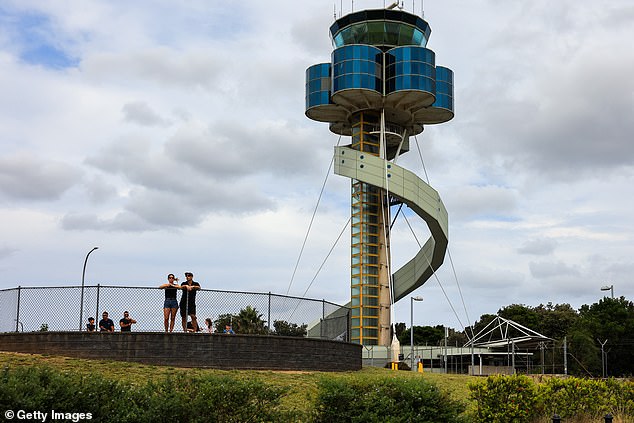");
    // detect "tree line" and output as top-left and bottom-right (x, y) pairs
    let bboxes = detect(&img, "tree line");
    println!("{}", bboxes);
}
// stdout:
(214, 305), (307, 337)
(396, 296), (634, 377)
